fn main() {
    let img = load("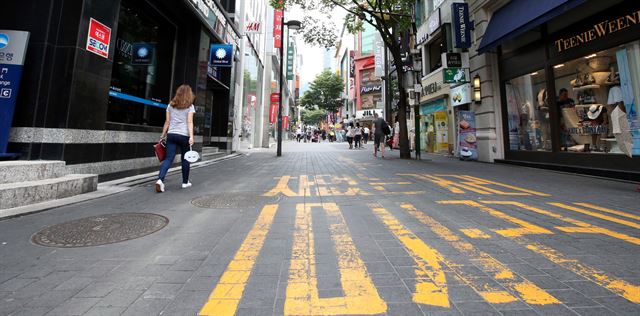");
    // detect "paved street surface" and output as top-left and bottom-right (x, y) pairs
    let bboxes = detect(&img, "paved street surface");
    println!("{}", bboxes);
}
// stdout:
(1, 141), (639, 316)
